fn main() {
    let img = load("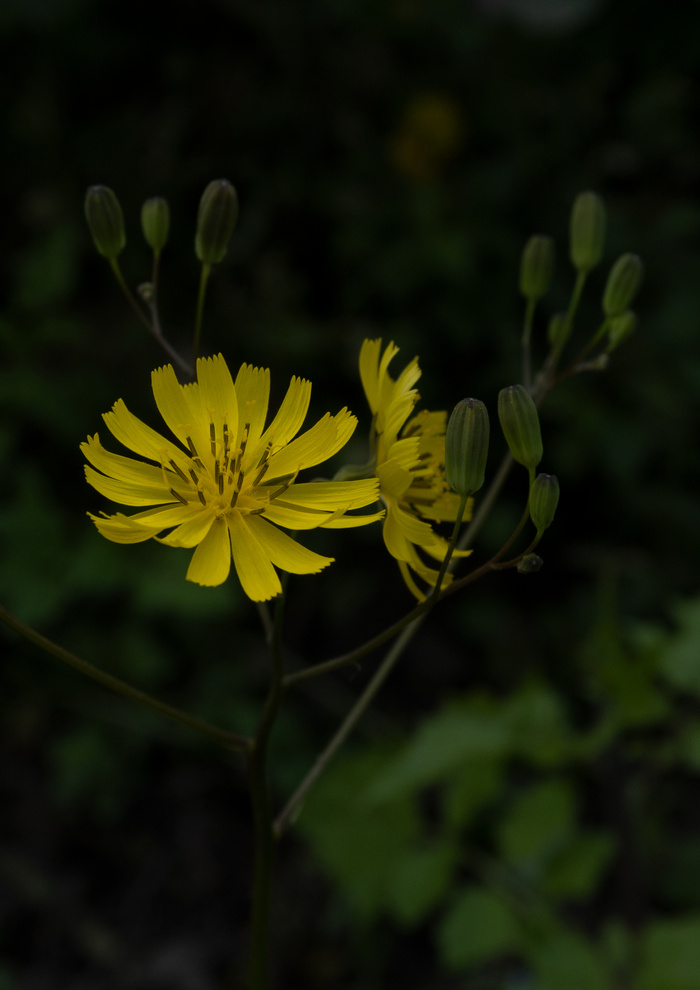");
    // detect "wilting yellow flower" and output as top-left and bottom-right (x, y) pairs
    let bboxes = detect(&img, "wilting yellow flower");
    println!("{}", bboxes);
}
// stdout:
(359, 339), (472, 599)
(82, 354), (382, 600)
